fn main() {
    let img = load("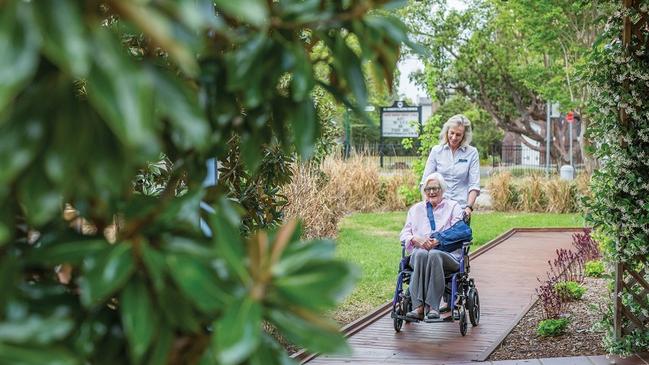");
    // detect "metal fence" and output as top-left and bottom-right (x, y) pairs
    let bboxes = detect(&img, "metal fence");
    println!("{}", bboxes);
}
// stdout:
(341, 143), (420, 170)
(491, 144), (584, 176)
